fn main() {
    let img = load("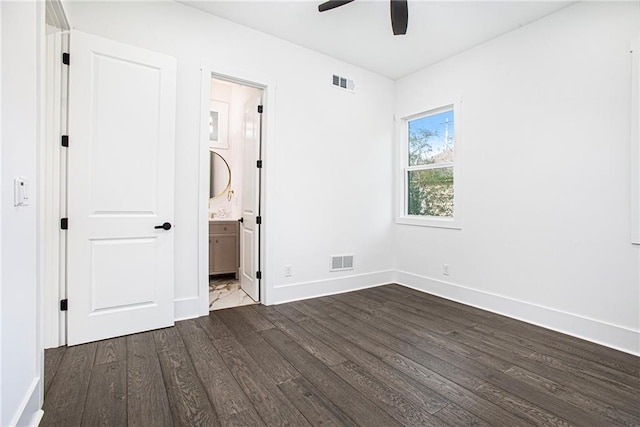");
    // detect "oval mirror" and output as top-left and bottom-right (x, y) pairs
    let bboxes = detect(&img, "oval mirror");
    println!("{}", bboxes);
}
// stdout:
(210, 150), (231, 199)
